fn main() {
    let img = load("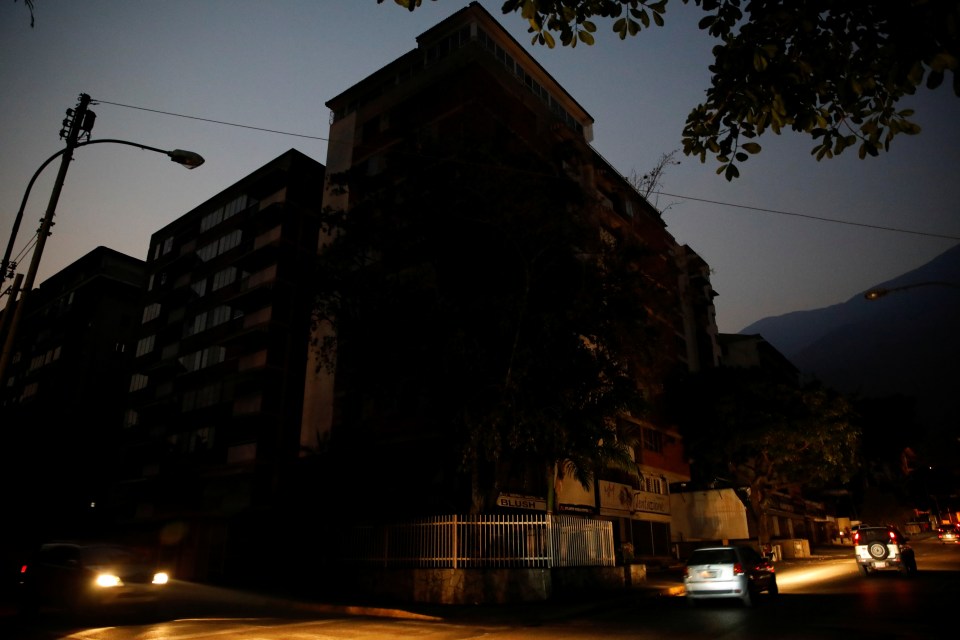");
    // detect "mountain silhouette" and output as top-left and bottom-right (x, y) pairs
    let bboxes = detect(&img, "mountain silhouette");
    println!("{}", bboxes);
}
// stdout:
(740, 243), (960, 431)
